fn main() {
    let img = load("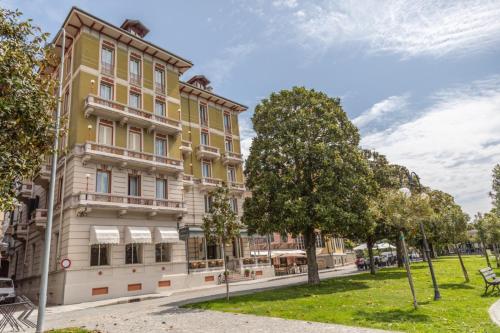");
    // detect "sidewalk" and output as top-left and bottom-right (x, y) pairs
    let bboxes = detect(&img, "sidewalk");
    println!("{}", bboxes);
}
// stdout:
(46, 264), (355, 315)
